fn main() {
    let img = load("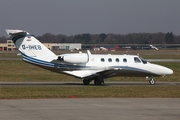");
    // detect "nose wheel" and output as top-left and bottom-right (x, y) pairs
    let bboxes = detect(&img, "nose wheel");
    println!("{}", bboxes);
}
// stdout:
(149, 78), (156, 85)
